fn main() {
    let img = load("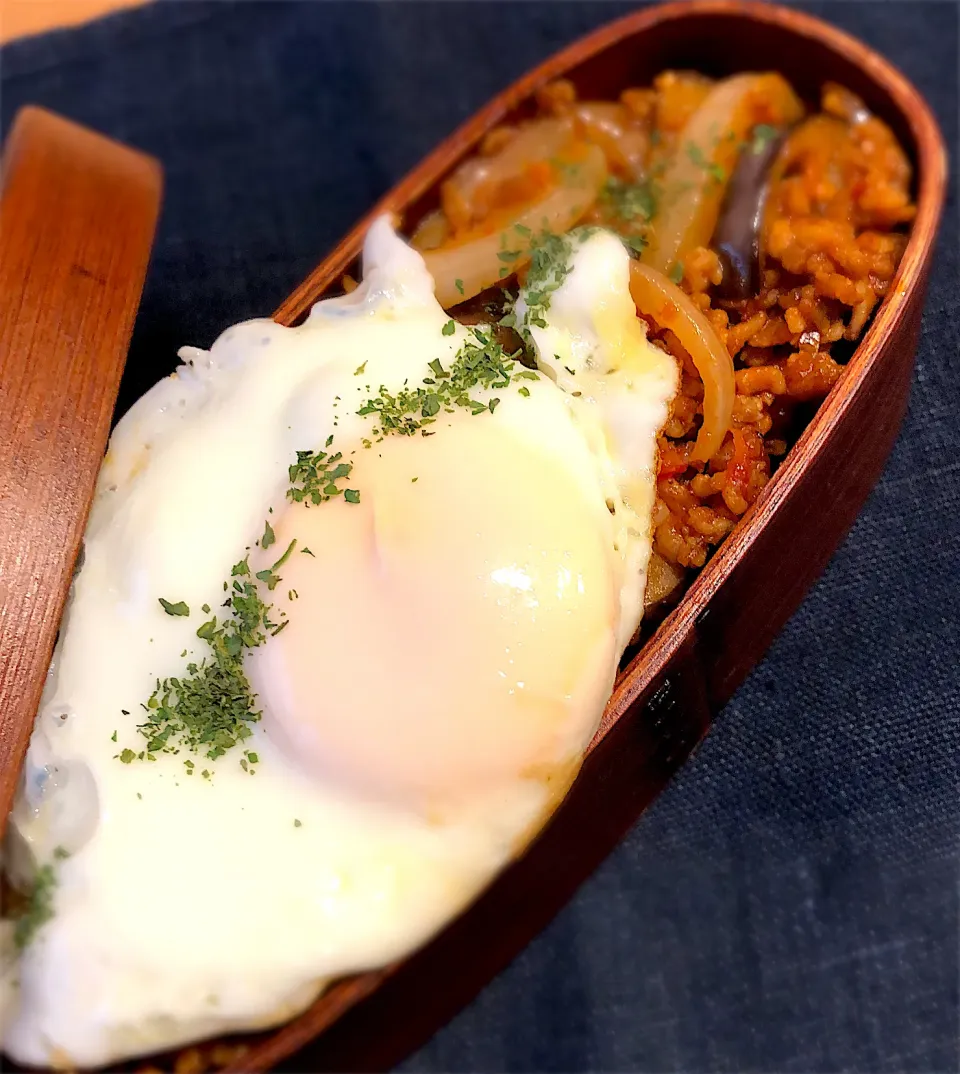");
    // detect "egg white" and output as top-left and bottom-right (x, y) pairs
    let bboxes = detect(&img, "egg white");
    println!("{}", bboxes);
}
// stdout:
(0, 218), (676, 1069)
